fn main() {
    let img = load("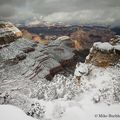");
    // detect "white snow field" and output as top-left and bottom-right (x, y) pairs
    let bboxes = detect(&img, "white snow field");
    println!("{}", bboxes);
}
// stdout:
(1, 63), (119, 120)
(0, 34), (120, 120)
(0, 105), (37, 120)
